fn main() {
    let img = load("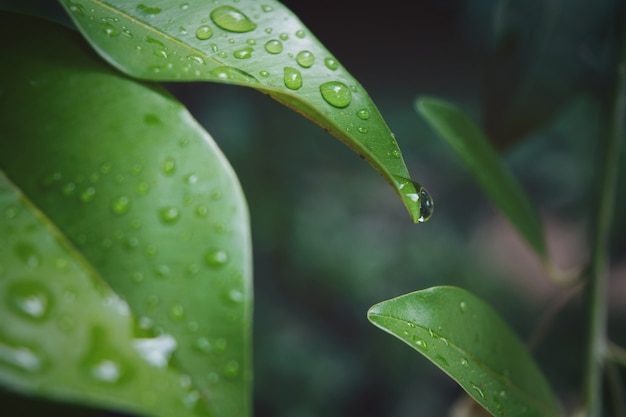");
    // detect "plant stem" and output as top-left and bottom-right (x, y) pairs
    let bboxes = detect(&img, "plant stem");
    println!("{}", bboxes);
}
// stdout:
(582, 21), (626, 417)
